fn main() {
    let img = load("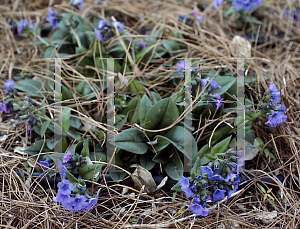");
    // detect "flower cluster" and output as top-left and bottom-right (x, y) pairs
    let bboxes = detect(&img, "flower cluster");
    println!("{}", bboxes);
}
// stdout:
(179, 149), (244, 216)
(232, 0), (262, 12)
(199, 77), (224, 110)
(262, 82), (287, 127)
(70, 0), (83, 10)
(53, 179), (98, 212)
(213, 0), (261, 12)
(17, 19), (34, 37)
(46, 7), (60, 28)
(94, 18), (124, 41)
